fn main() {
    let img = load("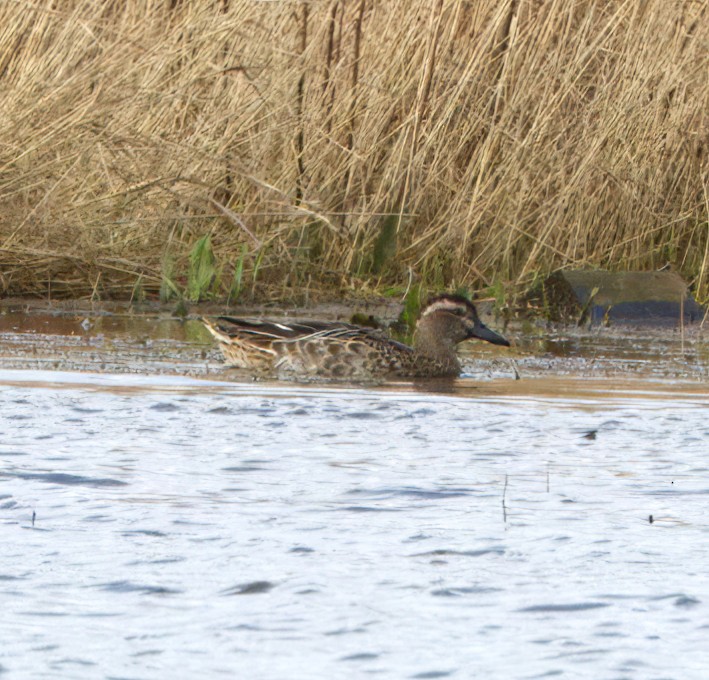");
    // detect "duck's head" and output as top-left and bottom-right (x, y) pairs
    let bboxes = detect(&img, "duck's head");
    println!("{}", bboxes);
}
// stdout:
(417, 294), (510, 347)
